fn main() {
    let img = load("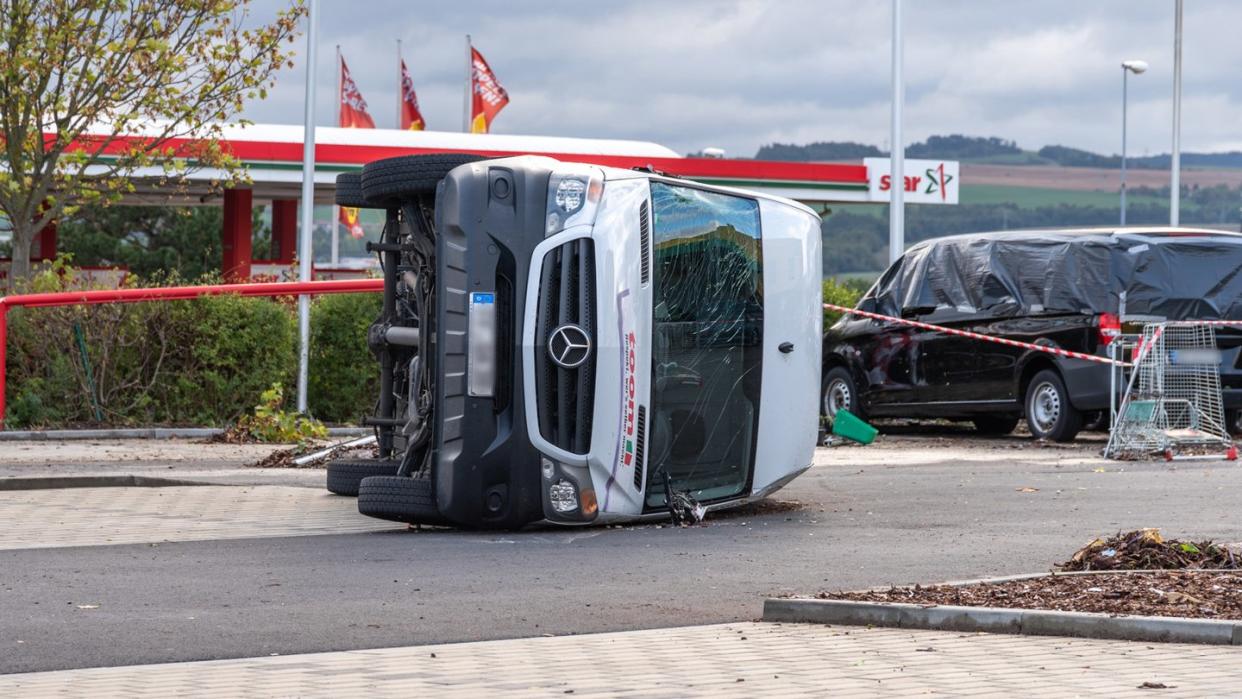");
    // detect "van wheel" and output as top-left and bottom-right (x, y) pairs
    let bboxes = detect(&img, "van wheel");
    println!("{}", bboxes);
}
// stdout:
(326, 458), (398, 496)
(333, 172), (380, 209)
(822, 367), (864, 421)
(360, 153), (484, 206)
(1025, 370), (1082, 442)
(972, 416), (1019, 435)
(357, 475), (449, 526)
